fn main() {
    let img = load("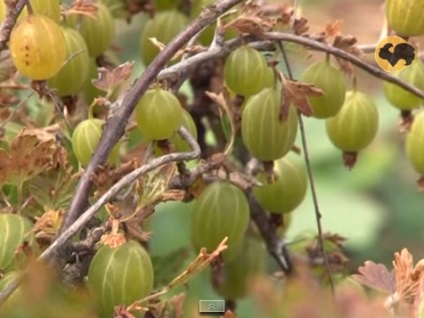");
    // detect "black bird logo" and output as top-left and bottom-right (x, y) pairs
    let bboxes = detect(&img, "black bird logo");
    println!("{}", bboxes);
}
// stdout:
(378, 42), (415, 68)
